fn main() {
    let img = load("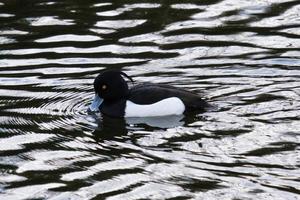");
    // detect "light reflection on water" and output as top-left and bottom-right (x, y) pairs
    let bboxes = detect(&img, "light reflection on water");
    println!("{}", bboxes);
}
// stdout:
(0, 0), (300, 199)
